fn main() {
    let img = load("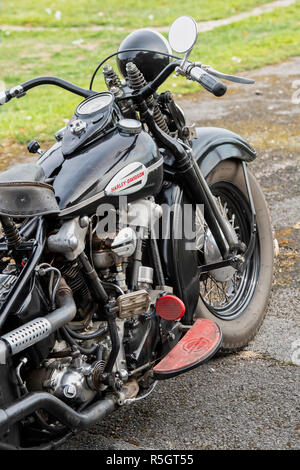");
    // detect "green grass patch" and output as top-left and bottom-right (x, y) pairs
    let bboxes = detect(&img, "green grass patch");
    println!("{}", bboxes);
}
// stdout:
(0, 28), (125, 142)
(1, 0), (275, 28)
(0, 2), (299, 143)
